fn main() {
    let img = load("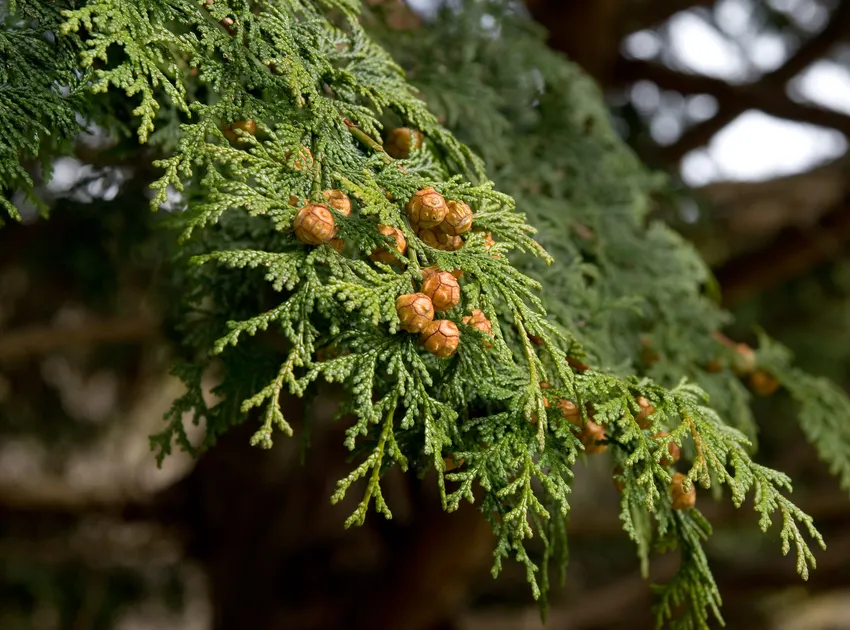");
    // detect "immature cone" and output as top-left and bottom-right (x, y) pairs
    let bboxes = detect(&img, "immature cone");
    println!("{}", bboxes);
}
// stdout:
(329, 238), (345, 253)
(419, 227), (463, 251)
(483, 232), (496, 248)
(671, 472), (696, 510)
(749, 370), (780, 396)
(636, 396), (655, 430)
(421, 271), (461, 312)
(293, 203), (335, 245)
(369, 225), (407, 264)
(441, 200), (473, 236)
(385, 127), (423, 159)
(322, 189), (352, 216)
(286, 146), (314, 172)
(395, 293), (435, 333)
(407, 187), (448, 229)
(655, 431), (681, 466)
(420, 319), (460, 358)
(223, 119), (256, 142)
